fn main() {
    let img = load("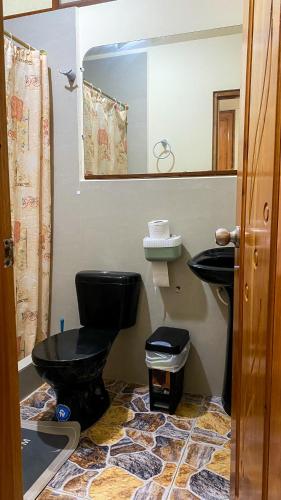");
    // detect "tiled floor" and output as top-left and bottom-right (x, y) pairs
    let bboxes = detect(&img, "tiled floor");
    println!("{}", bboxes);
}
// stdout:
(20, 381), (231, 500)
